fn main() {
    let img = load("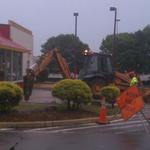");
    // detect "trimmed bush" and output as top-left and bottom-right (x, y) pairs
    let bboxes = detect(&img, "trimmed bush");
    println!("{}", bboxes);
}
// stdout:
(100, 85), (120, 108)
(52, 79), (92, 110)
(0, 82), (23, 112)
